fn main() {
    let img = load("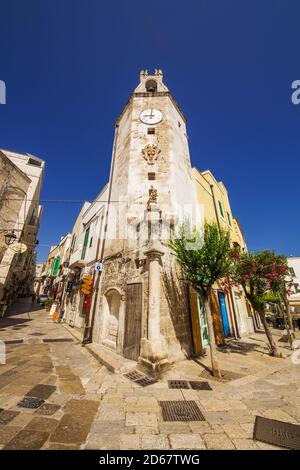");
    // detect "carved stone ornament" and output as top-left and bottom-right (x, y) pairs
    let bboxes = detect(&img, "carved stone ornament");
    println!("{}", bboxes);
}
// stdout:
(148, 186), (158, 204)
(142, 144), (161, 165)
